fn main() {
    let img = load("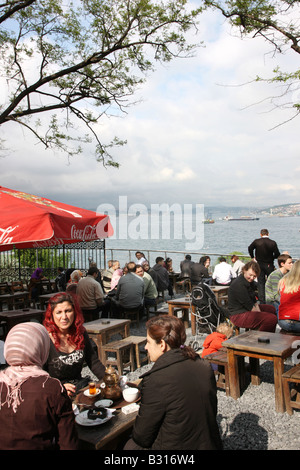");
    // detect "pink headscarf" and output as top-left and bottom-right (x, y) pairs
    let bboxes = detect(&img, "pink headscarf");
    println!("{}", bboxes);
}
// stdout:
(0, 322), (51, 413)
